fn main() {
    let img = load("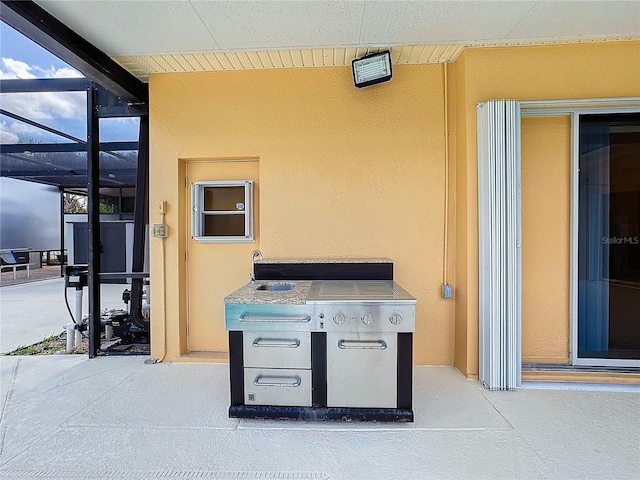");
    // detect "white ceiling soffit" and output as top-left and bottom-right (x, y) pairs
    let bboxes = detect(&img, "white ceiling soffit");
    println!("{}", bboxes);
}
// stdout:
(112, 45), (467, 80)
(35, 1), (640, 81)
